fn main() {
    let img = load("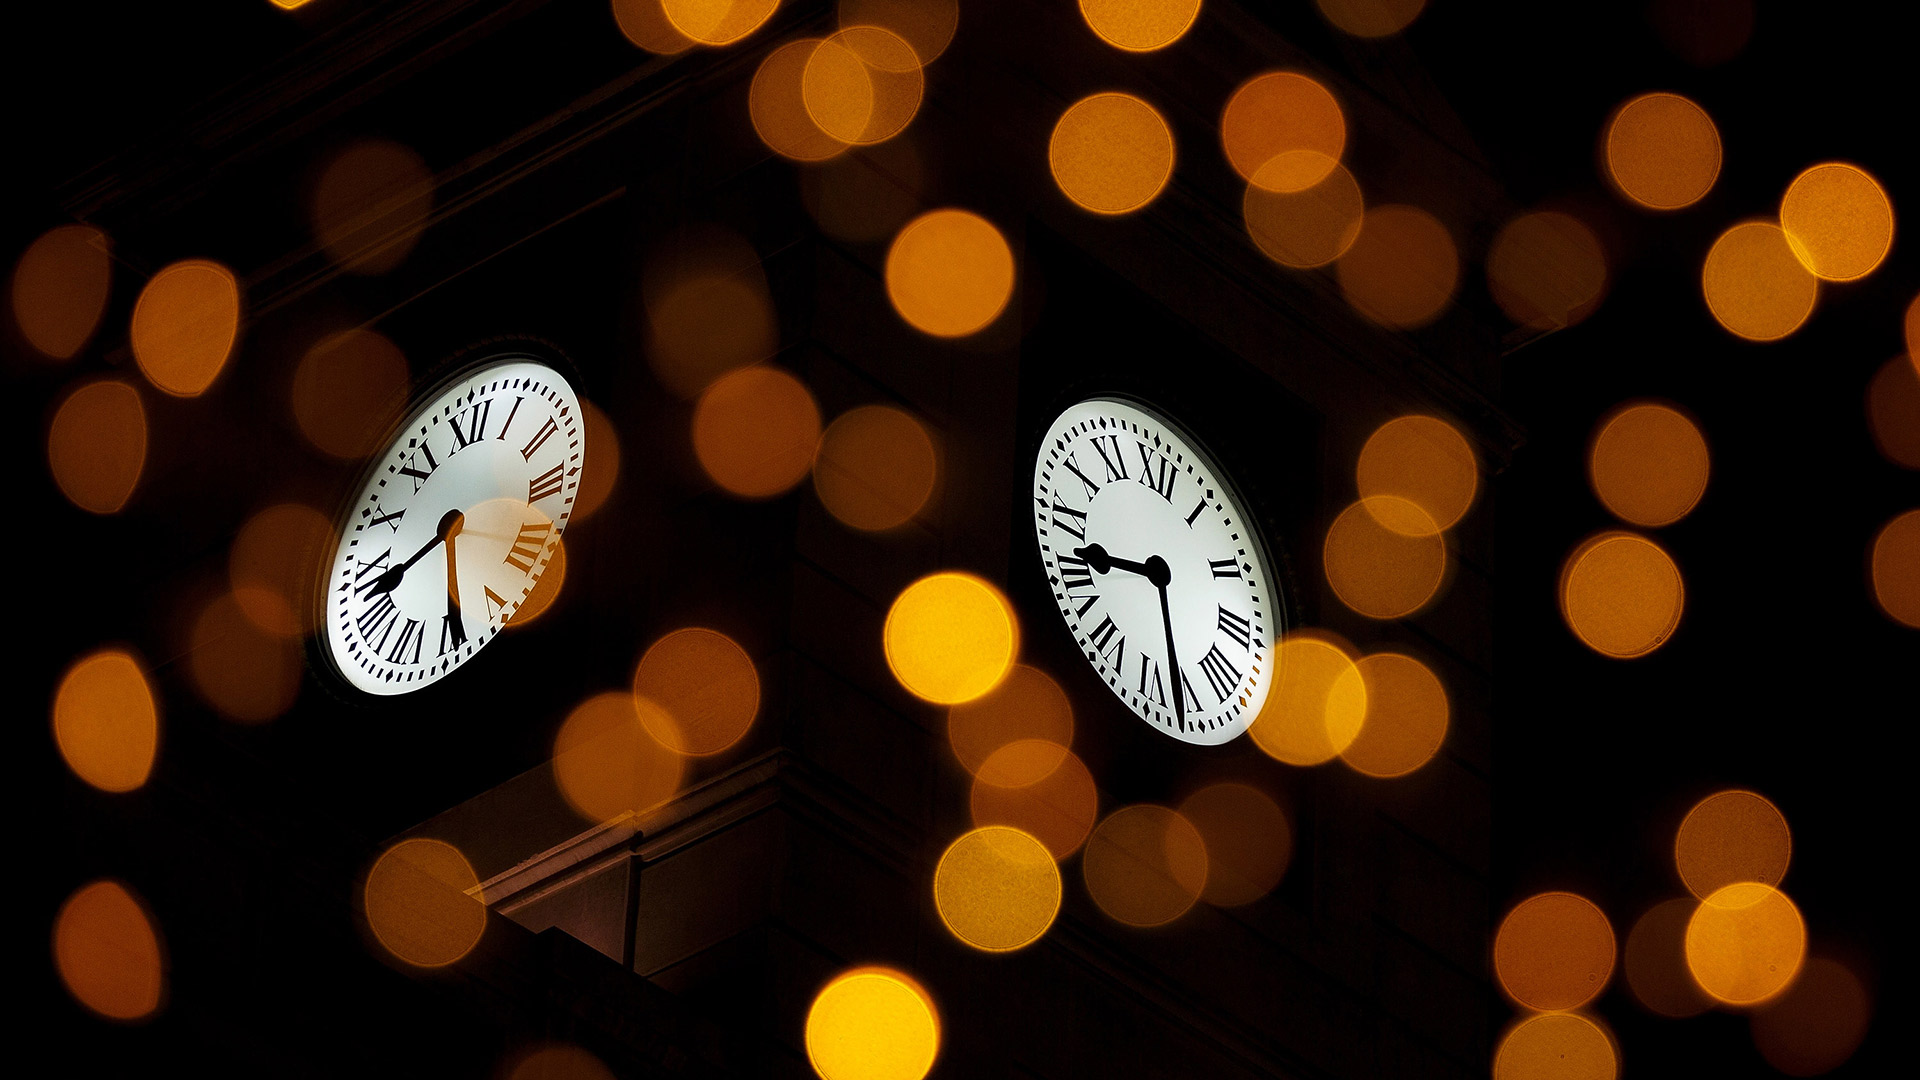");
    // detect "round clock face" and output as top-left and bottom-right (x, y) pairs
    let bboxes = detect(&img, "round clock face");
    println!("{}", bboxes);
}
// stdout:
(321, 354), (582, 696)
(1032, 397), (1282, 745)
